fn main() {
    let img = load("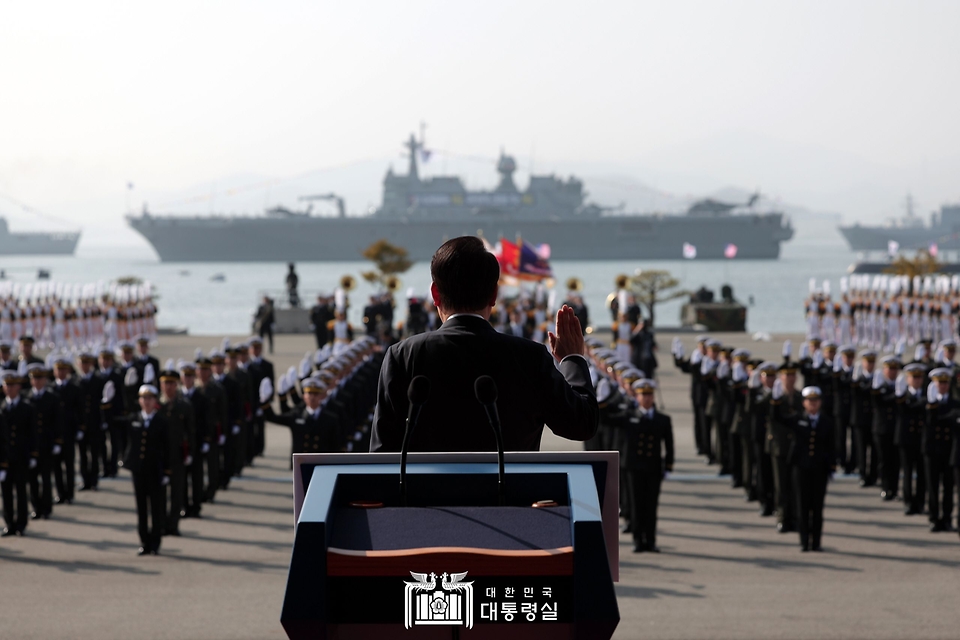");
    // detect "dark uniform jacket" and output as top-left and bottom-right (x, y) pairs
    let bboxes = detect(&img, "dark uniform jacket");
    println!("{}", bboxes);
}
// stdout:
(161, 396), (196, 467)
(923, 397), (957, 458)
(745, 385), (771, 446)
(120, 411), (170, 480)
(0, 397), (38, 471)
(199, 380), (227, 440)
(832, 366), (854, 425)
(871, 381), (897, 436)
(99, 366), (126, 425)
(76, 372), (105, 438)
(850, 372), (874, 431)
(30, 388), (64, 459)
(246, 357), (275, 403)
(622, 408), (674, 474)
(768, 389), (803, 457)
(181, 387), (213, 451)
(787, 412), (836, 470)
(895, 389), (926, 450)
(53, 378), (81, 445)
